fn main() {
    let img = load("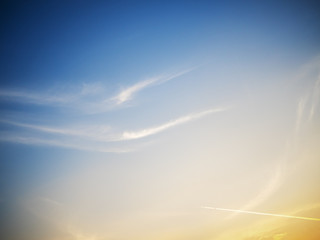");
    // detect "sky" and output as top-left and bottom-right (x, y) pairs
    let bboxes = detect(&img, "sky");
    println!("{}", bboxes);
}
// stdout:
(1, 1), (320, 239)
